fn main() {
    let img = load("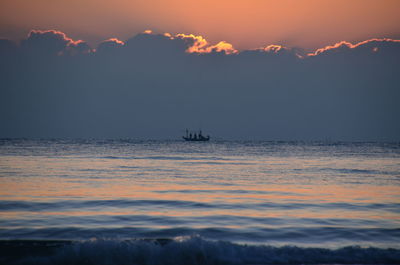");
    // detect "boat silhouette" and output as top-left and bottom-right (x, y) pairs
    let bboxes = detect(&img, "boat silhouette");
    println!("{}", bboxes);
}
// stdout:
(183, 129), (210, 141)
